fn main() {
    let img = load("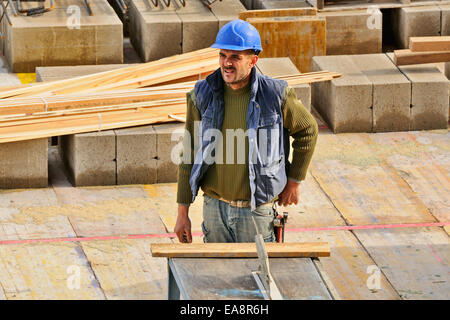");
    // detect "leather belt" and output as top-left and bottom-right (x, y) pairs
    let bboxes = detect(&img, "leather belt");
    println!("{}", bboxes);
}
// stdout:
(218, 197), (273, 208)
